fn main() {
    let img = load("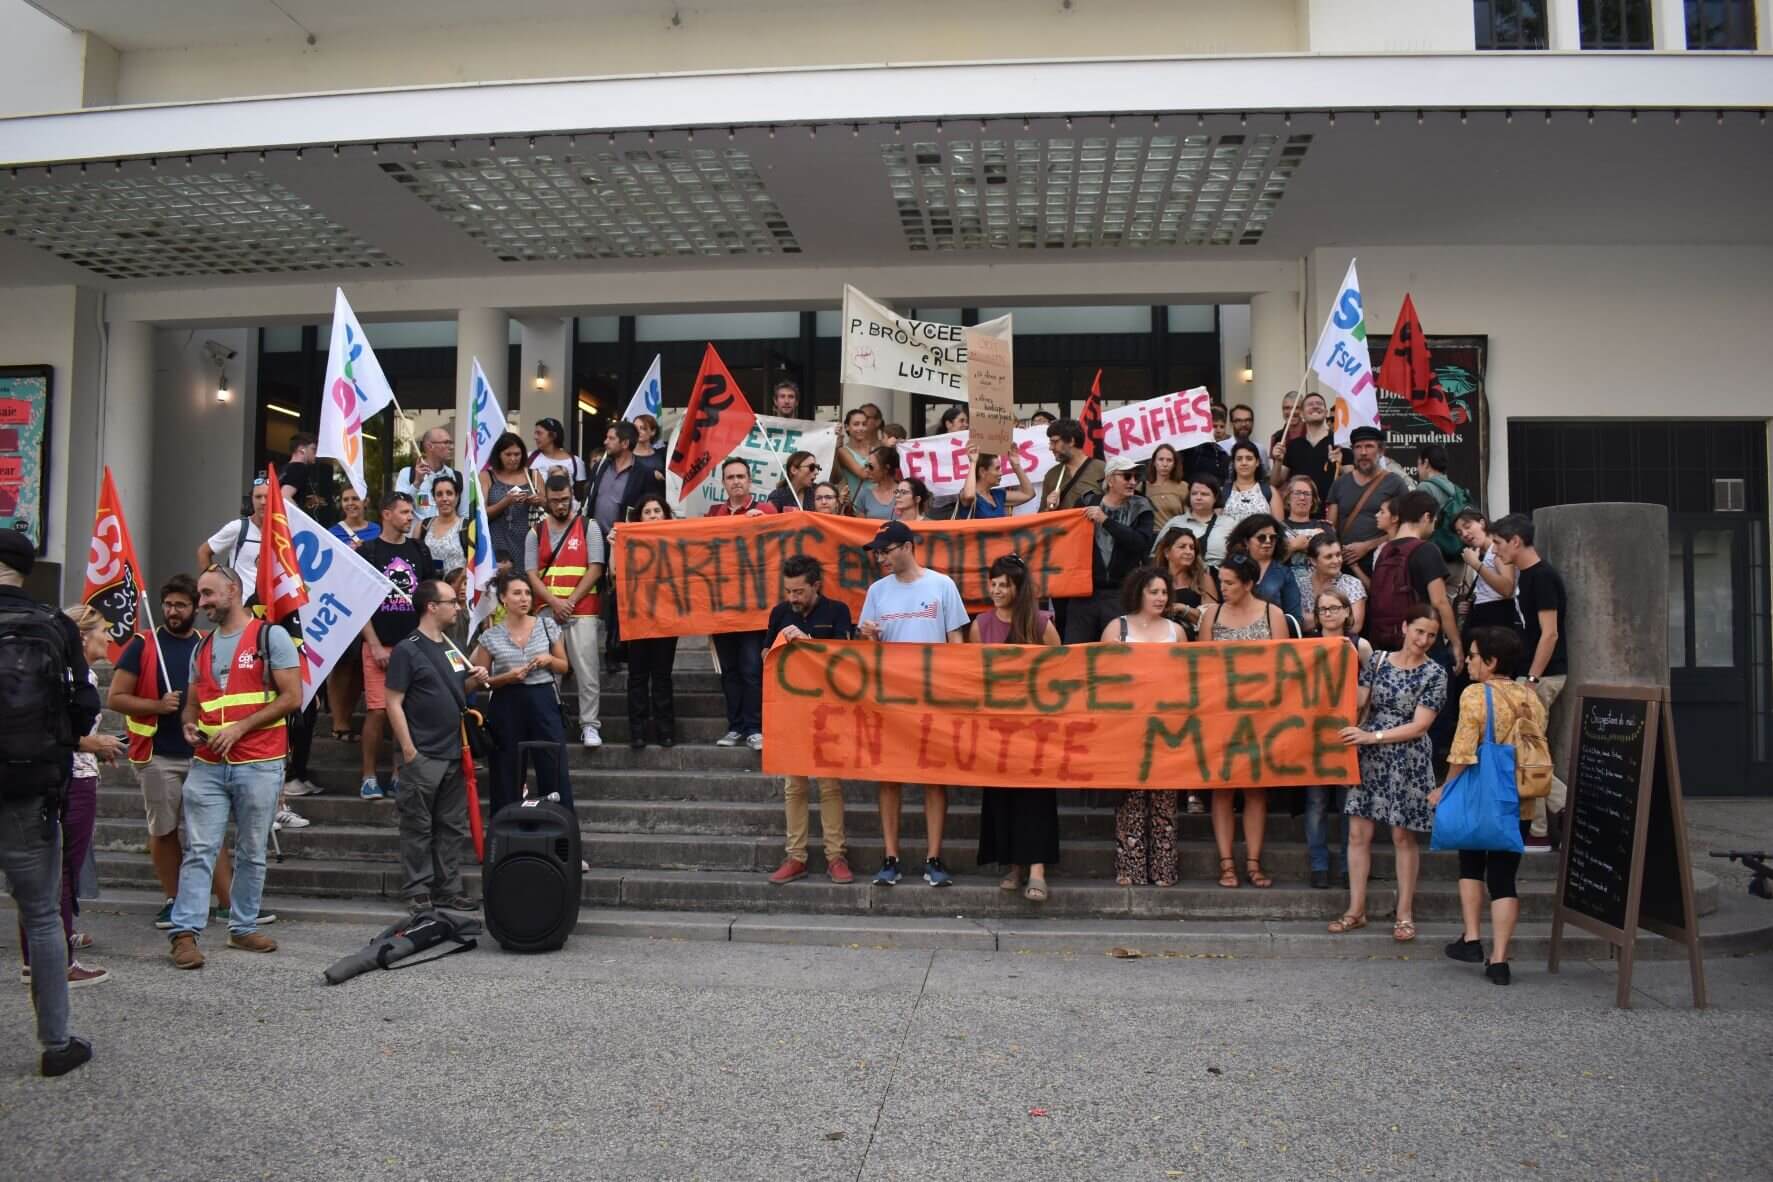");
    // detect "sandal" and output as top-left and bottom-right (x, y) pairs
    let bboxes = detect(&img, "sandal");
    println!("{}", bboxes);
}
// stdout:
(330, 729), (357, 742)
(1327, 913), (1367, 934)
(1393, 918), (1417, 943)
(1245, 859), (1273, 889)
(999, 870), (1023, 892)
(1023, 880), (1048, 903)
(1217, 858), (1239, 889)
